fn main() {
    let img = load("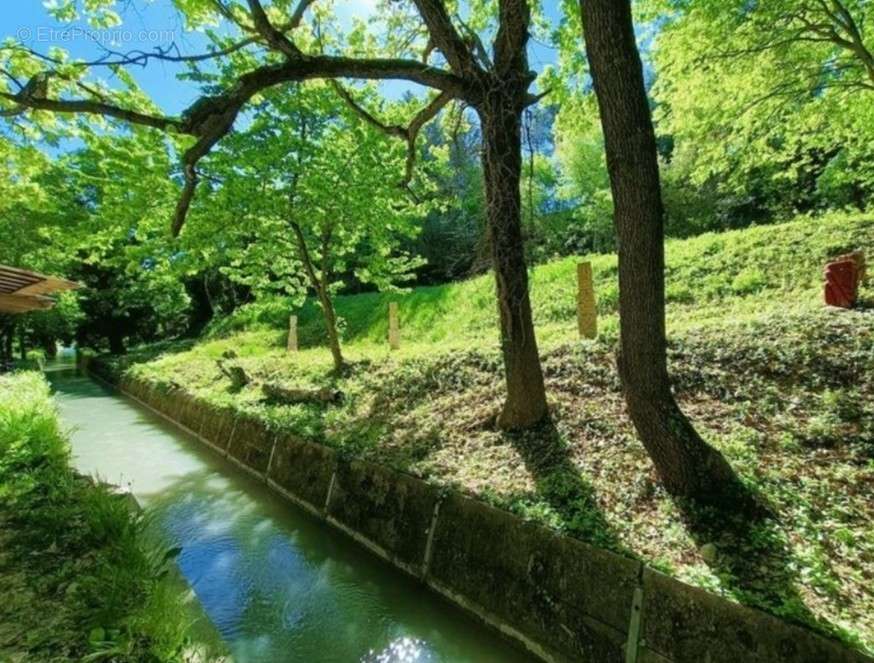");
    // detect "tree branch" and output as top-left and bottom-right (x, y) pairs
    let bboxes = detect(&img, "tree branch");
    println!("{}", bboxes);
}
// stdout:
(331, 82), (451, 189)
(0, 73), (182, 131)
(412, 0), (482, 77)
(246, 0), (300, 57)
(2, 25), (465, 235)
(494, 0), (531, 74)
(289, 219), (322, 291)
(0, 40), (260, 70)
(330, 82), (407, 138)
(403, 89), (452, 185)
(454, 12), (494, 69)
(208, 0), (255, 32)
(705, 1), (874, 92)
(290, 0), (318, 29)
